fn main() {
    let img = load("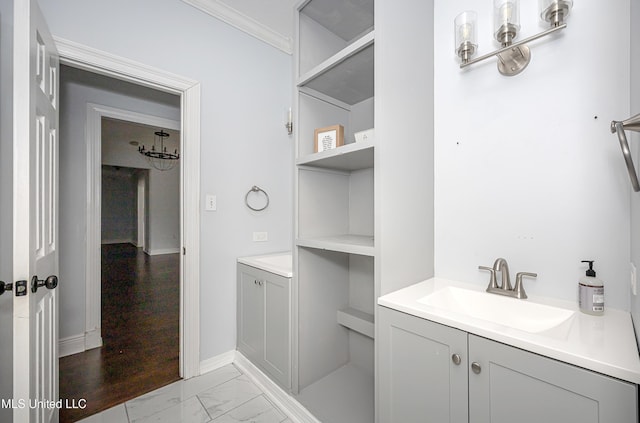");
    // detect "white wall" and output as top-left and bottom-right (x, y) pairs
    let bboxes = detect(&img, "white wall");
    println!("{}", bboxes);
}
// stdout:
(629, 0), (640, 342)
(146, 165), (181, 254)
(0, 2), (13, 421)
(43, 0), (293, 360)
(59, 66), (182, 340)
(434, 1), (631, 309)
